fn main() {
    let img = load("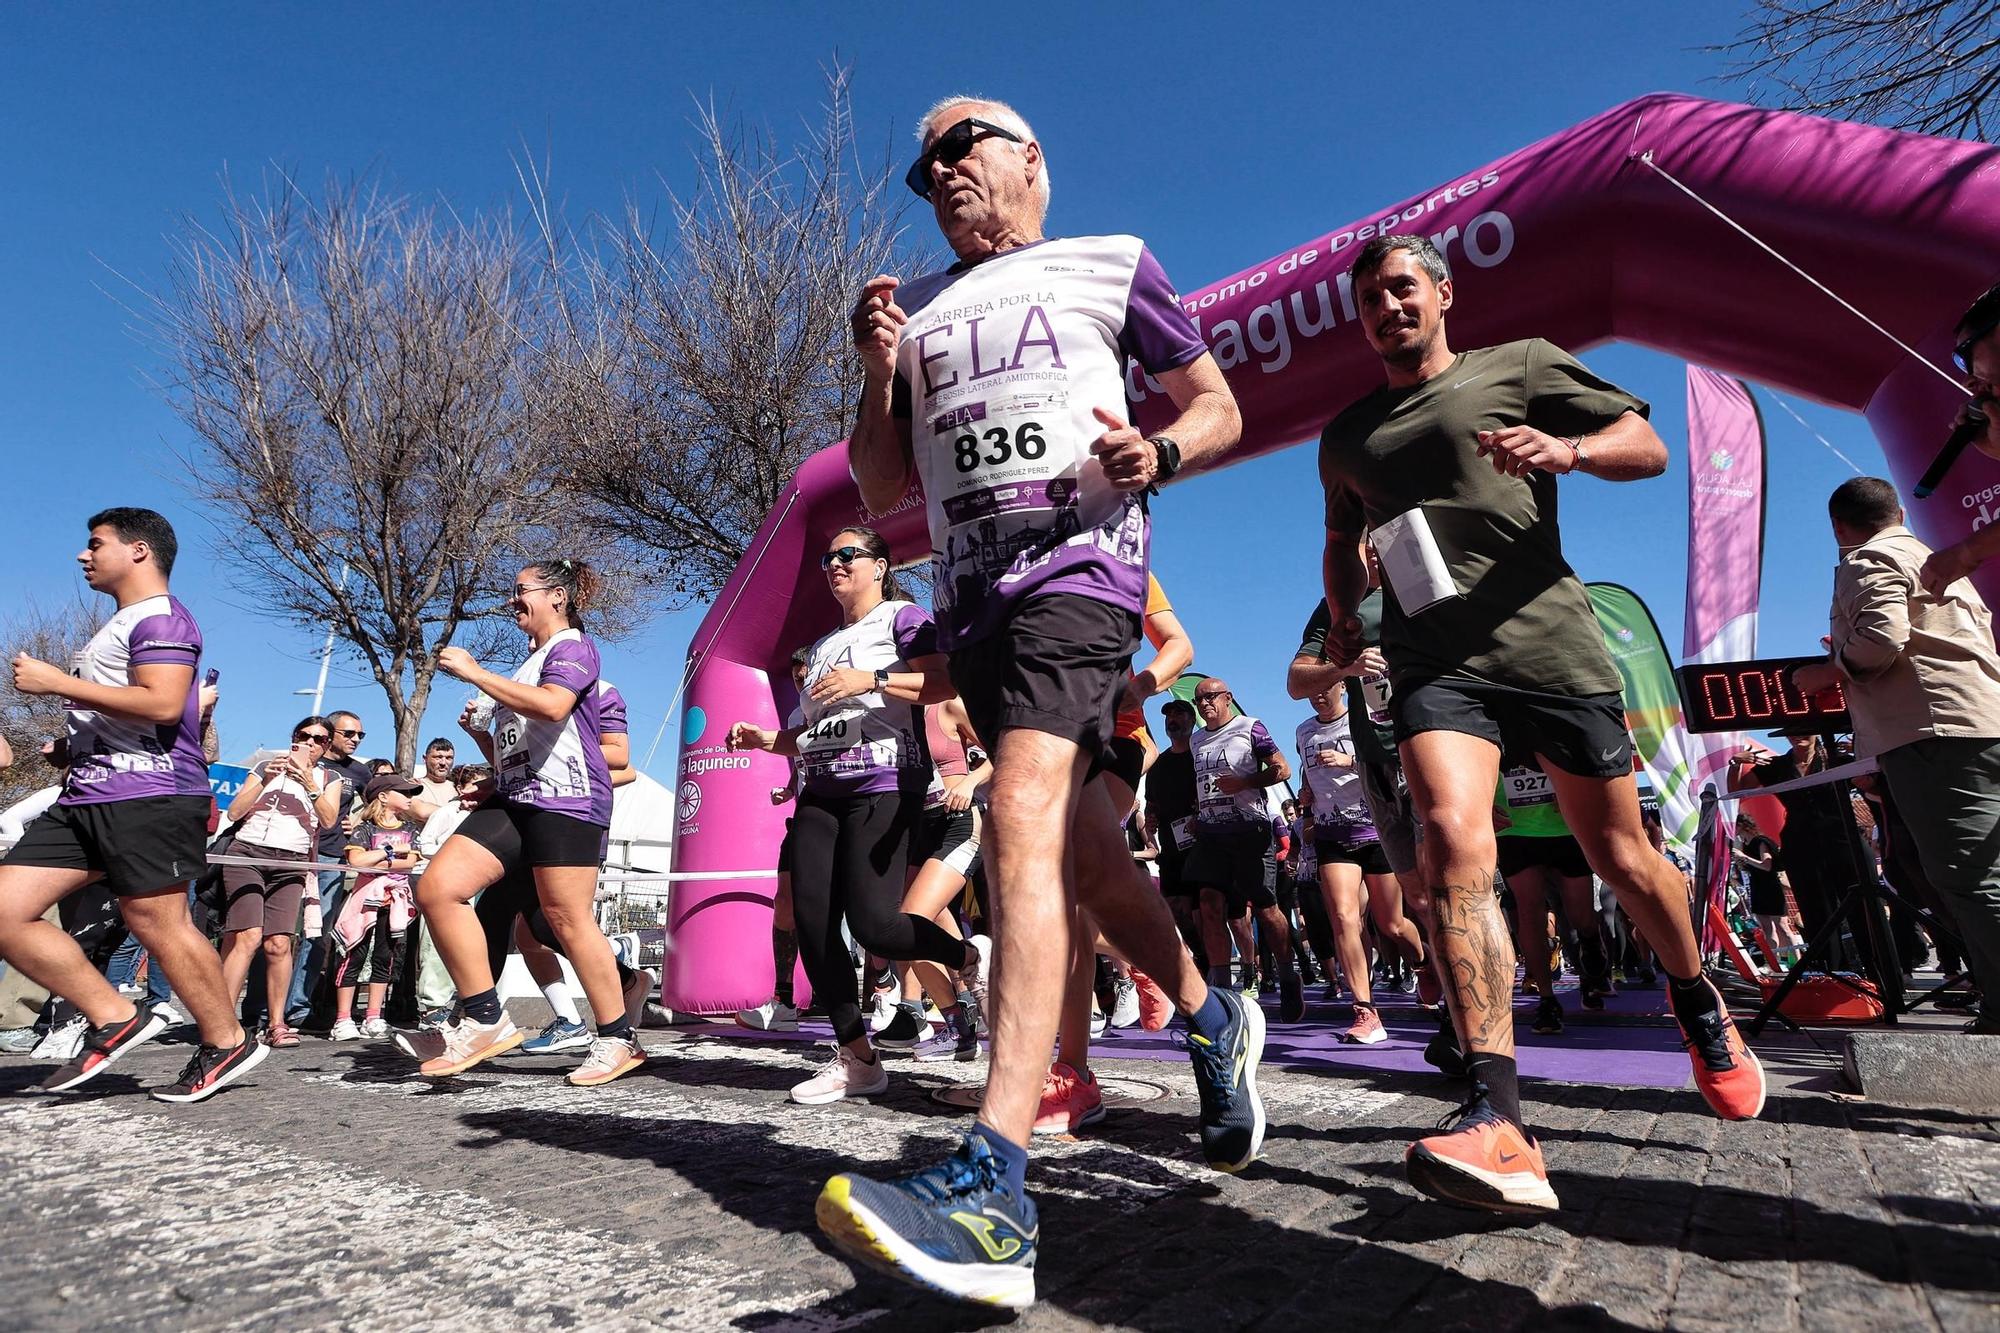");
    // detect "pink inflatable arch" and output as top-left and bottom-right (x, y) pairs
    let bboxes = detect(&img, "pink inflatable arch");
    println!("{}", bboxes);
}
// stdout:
(662, 92), (2000, 1014)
